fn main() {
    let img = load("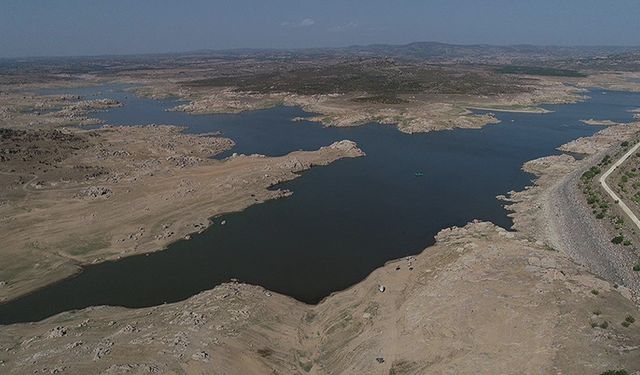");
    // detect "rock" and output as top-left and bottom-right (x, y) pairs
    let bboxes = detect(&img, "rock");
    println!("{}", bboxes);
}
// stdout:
(378, 285), (386, 293)
(75, 186), (112, 199)
(93, 341), (113, 360)
(324, 140), (365, 156)
(191, 351), (210, 362)
(47, 326), (67, 338)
